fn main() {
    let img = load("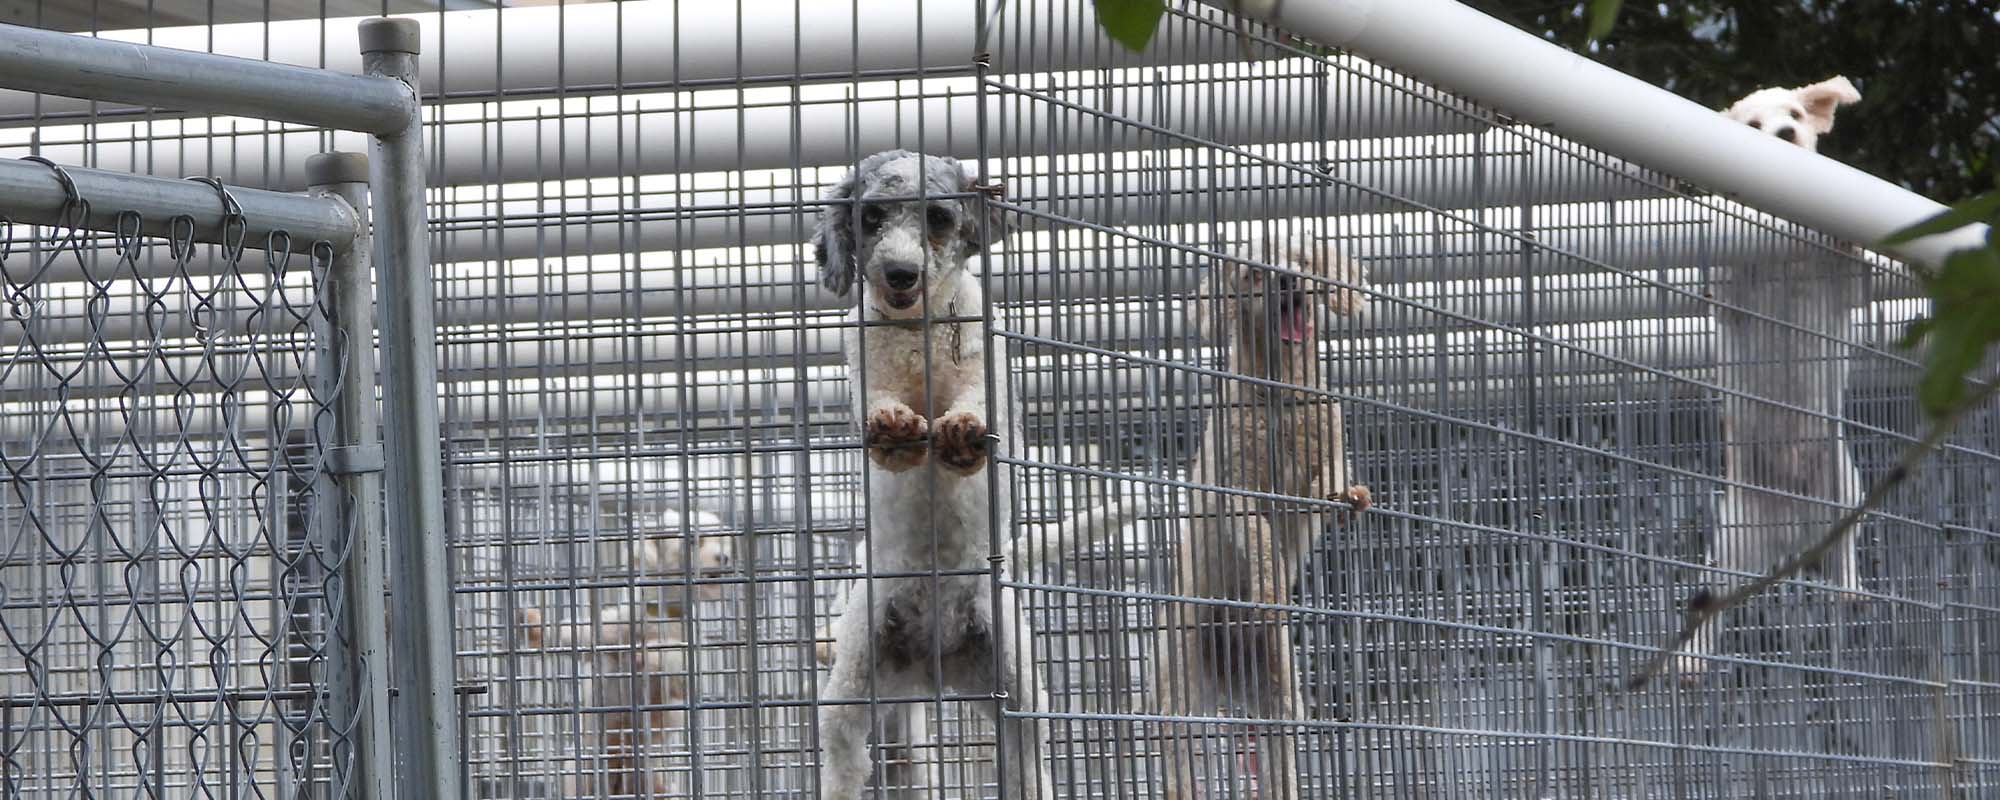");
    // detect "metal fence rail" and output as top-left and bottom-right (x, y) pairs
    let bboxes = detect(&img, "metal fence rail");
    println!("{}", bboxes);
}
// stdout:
(1, 1), (1995, 799)
(0, 17), (439, 800)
